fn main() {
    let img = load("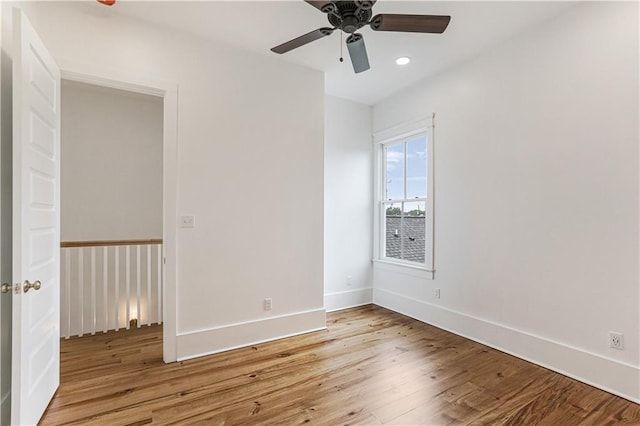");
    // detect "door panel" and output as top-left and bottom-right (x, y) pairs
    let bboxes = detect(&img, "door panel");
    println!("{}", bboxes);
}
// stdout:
(11, 7), (60, 425)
